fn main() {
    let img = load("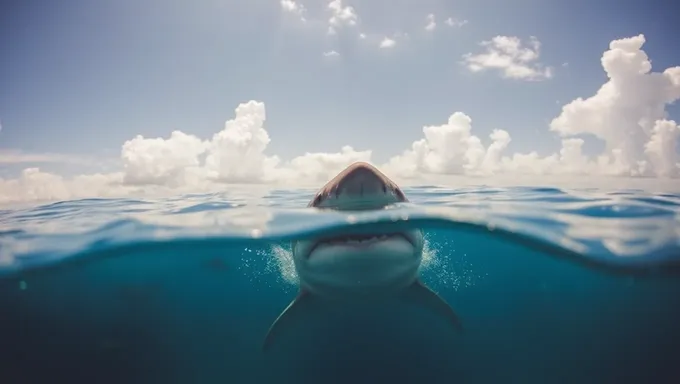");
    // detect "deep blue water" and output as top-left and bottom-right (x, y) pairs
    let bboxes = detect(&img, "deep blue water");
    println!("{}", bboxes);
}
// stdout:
(0, 186), (679, 383)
